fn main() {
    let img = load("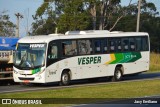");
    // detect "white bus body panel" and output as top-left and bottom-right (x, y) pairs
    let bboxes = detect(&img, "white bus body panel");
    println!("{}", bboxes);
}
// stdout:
(13, 51), (149, 83)
(13, 31), (150, 83)
(44, 51), (149, 83)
